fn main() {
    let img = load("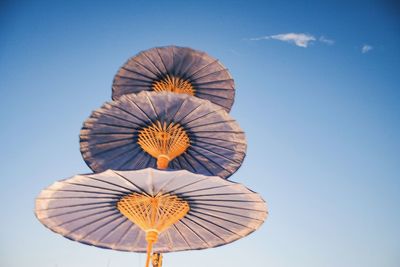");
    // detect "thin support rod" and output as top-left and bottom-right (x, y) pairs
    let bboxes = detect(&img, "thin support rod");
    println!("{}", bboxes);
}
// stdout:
(145, 241), (154, 267)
